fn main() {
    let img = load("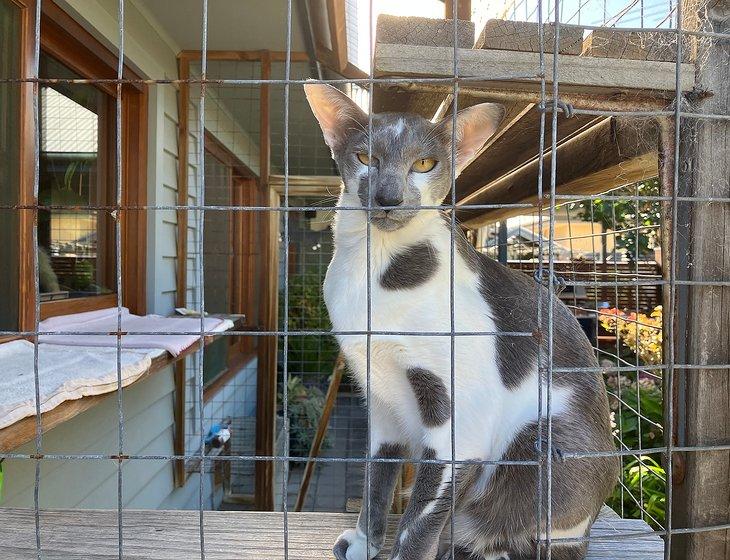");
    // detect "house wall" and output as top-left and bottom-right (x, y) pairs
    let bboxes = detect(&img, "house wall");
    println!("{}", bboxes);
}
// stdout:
(2, 0), (258, 511)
